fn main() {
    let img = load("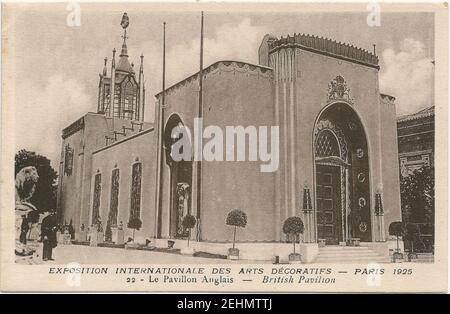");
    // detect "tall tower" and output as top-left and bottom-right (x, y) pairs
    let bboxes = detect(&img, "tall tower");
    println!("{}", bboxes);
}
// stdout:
(97, 13), (145, 121)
